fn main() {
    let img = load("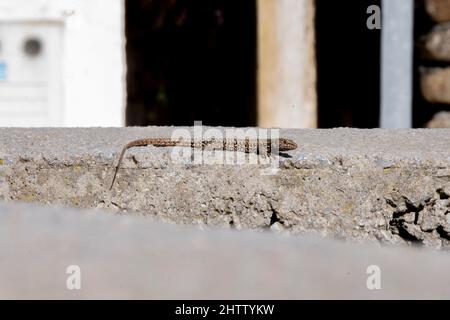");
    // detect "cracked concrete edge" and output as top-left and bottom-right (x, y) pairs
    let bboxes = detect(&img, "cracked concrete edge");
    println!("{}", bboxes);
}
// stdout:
(1, 201), (450, 299)
(0, 128), (450, 249)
